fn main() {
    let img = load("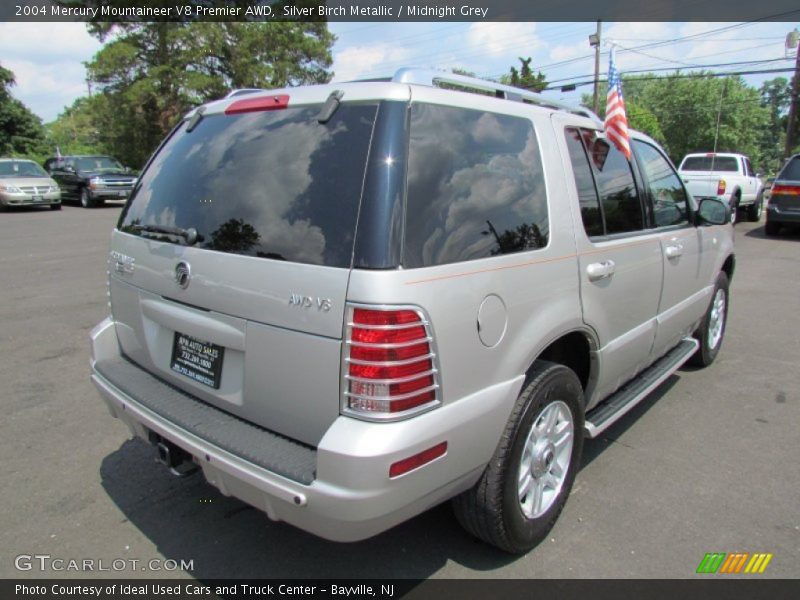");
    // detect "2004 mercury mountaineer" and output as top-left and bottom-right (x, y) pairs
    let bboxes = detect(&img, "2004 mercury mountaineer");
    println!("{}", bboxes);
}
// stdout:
(90, 69), (735, 553)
